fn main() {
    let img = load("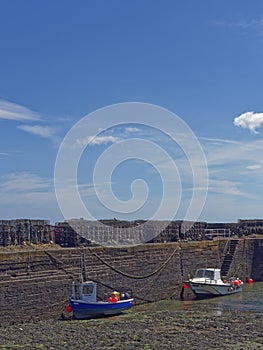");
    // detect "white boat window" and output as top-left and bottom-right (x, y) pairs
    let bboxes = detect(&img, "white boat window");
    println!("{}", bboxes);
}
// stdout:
(195, 269), (205, 278)
(73, 283), (80, 299)
(194, 269), (215, 279)
(82, 284), (94, 295)
(204, 270), (214, 279)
